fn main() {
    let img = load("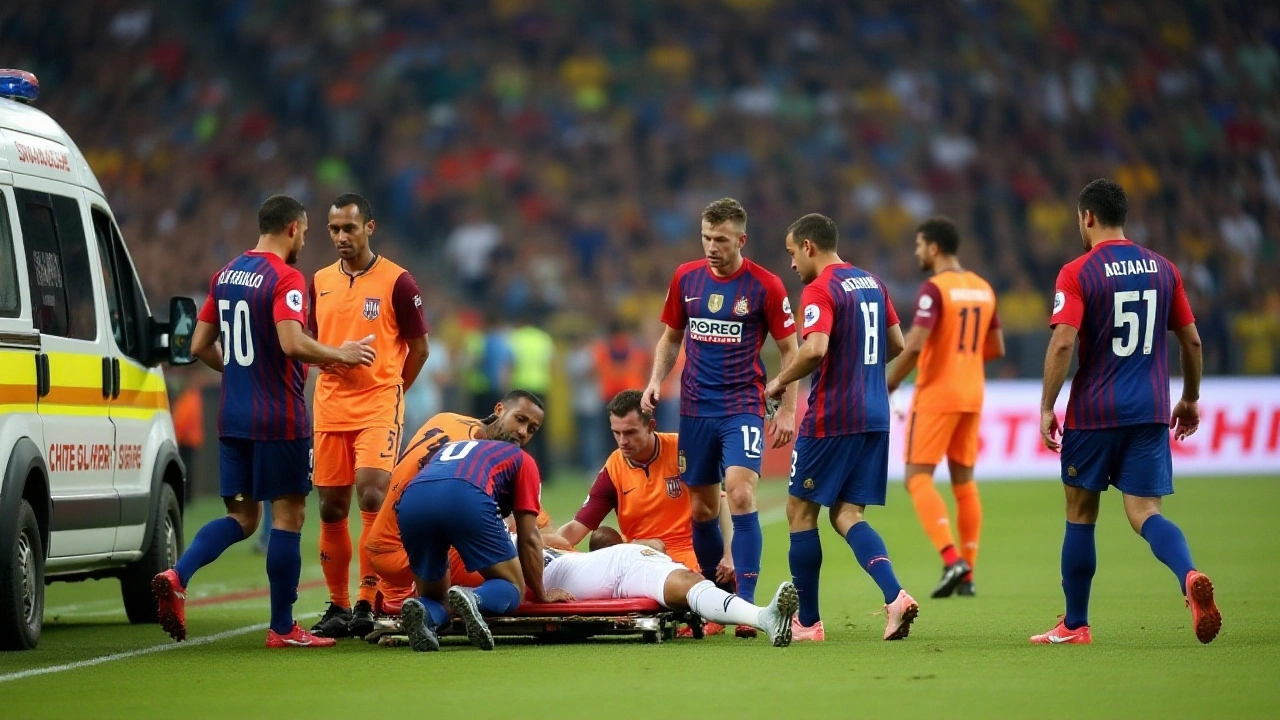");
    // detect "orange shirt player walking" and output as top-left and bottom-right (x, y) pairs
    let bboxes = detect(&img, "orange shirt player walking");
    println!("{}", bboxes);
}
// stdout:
(309, 193), (429, 639)
(886, 217), (1004, 599)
